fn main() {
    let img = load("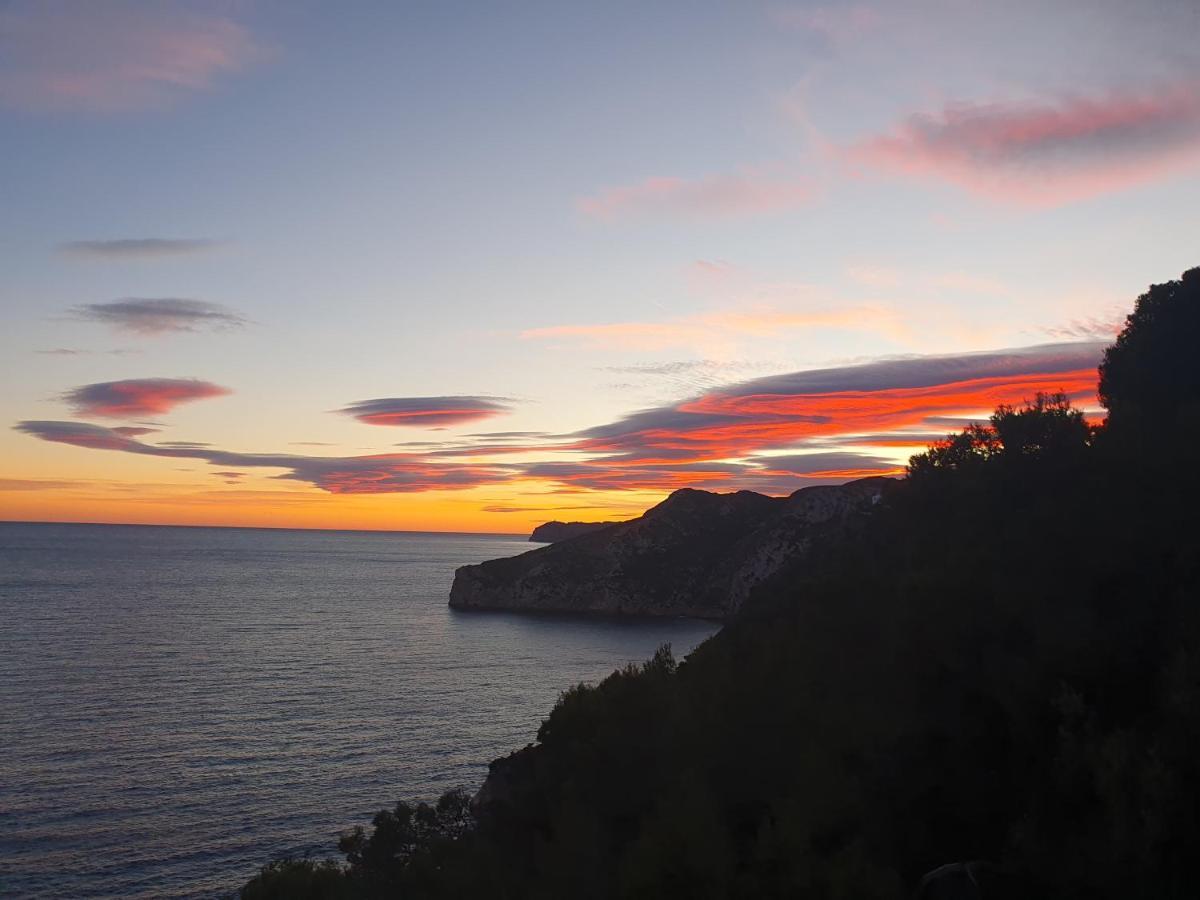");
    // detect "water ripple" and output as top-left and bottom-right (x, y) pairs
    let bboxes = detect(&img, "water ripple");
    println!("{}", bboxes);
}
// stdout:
(0, 523), (717, 898)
